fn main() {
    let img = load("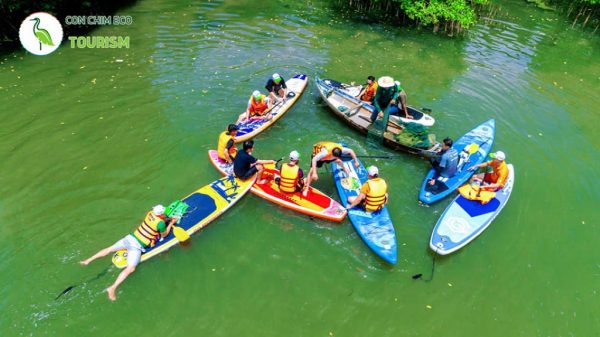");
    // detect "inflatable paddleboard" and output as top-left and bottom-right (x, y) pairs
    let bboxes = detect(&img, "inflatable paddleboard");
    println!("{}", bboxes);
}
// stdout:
(419, 119), (495, 204)
(112, 174), (255, 268)
(429, 164), (515, 255)
(331, 157), (397, 264)
(208, 150), (347, 222)
(235, 74), (308, 142)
